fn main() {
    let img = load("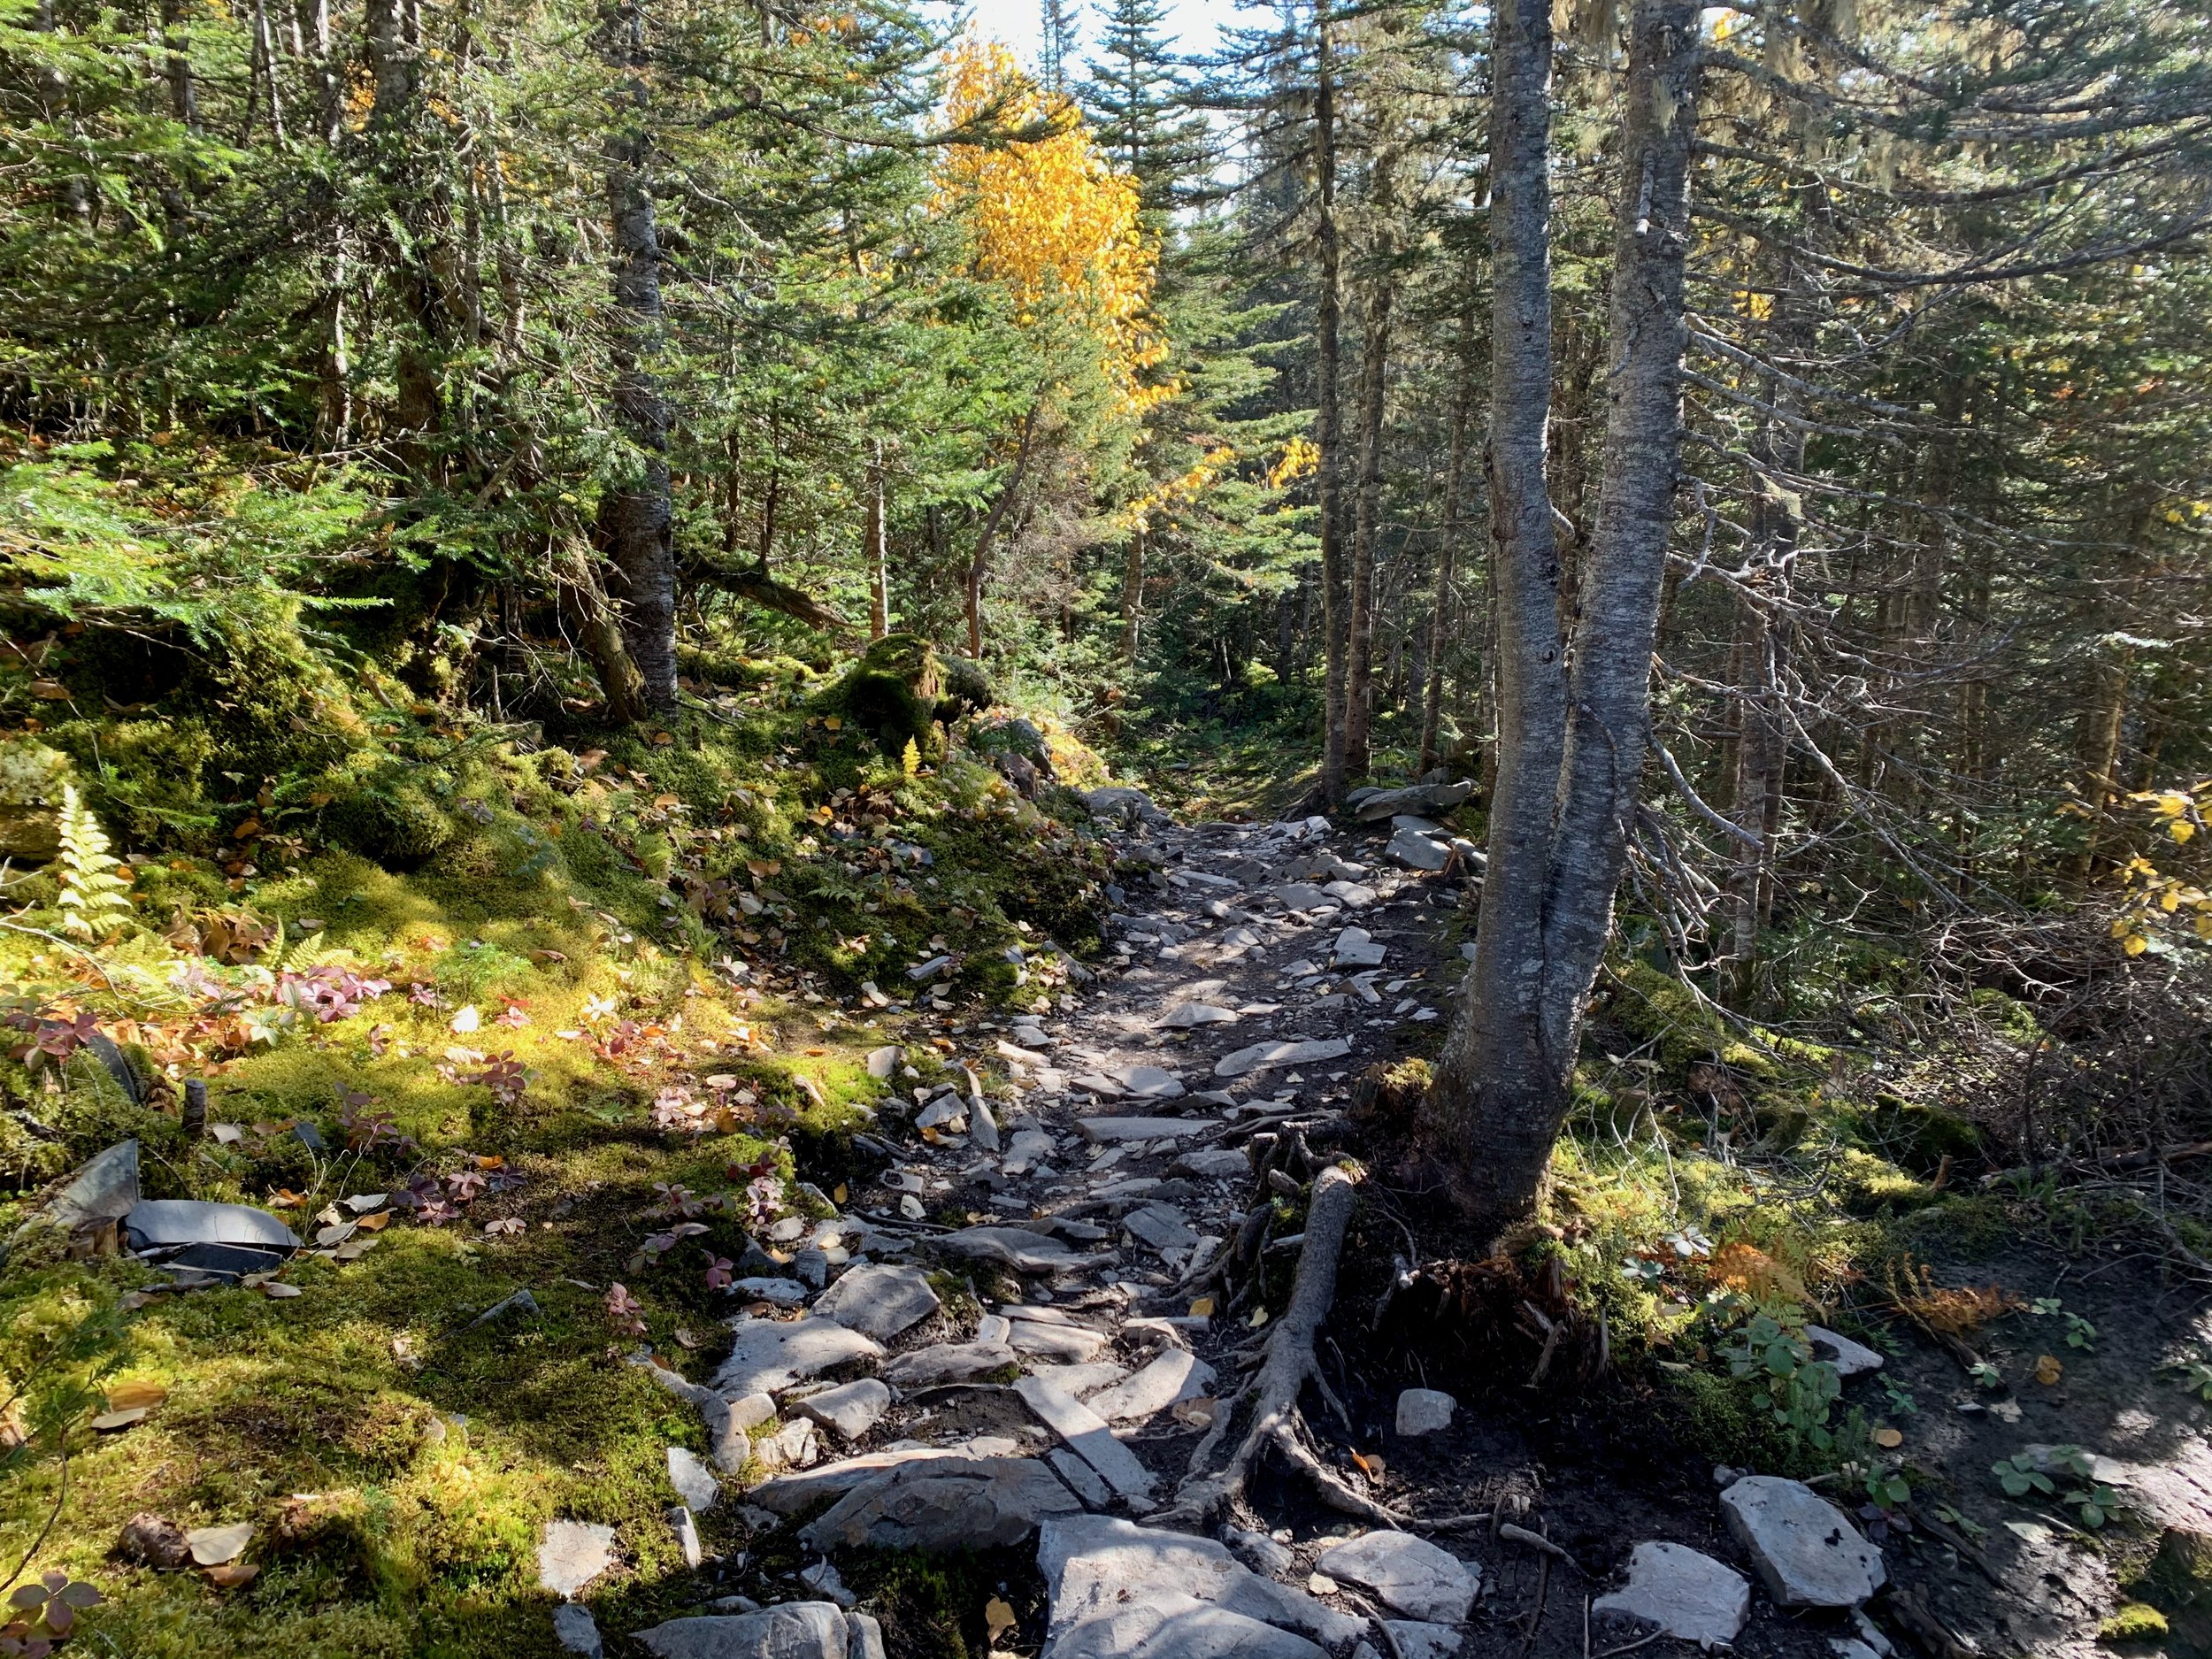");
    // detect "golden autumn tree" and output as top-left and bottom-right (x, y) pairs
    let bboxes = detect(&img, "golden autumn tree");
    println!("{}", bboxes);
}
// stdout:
(936, 37), (1168, 411)
(934, 38), (1171, 653)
